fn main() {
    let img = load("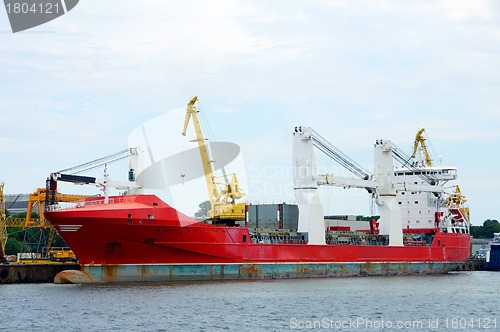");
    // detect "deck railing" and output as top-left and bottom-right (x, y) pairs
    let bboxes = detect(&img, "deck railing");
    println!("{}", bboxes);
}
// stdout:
(45, 196), (137, 212)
